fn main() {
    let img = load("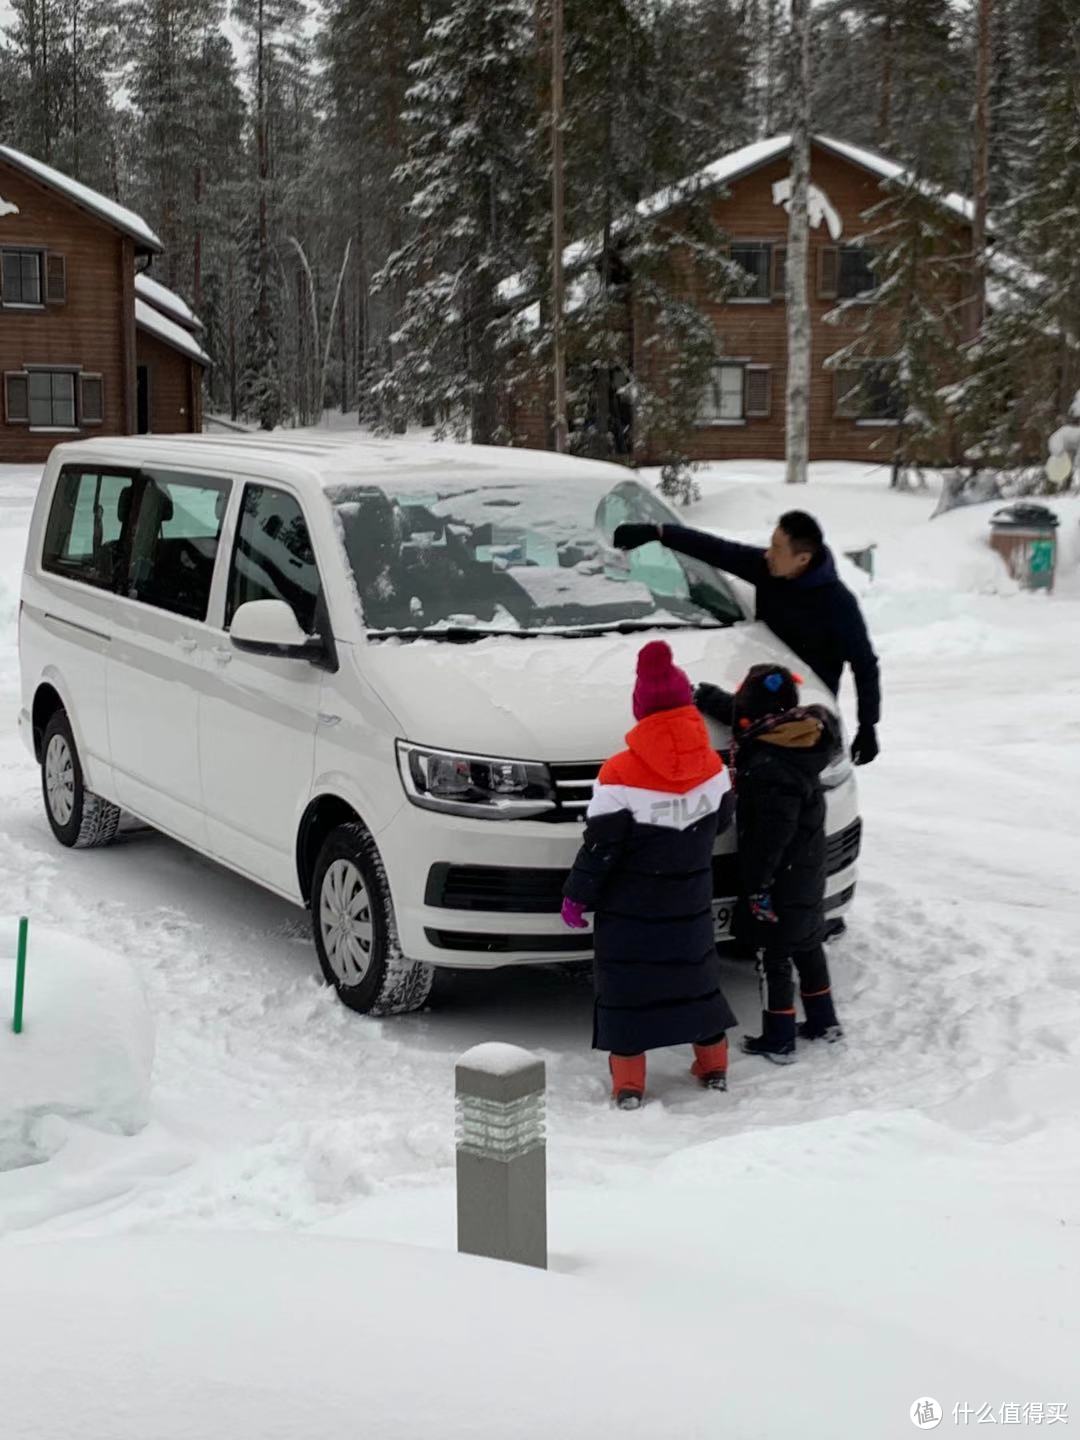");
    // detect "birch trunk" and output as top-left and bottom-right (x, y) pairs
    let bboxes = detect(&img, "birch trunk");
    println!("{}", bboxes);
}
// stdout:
(785, 0), (812, 485)
(971, 0), (993, 339)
